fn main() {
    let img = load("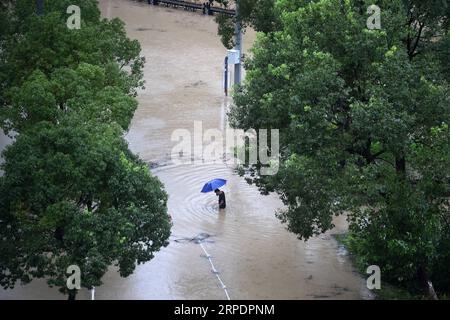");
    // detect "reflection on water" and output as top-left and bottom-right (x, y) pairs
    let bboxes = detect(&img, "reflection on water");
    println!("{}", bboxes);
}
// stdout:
(0, 0), (372, 300)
